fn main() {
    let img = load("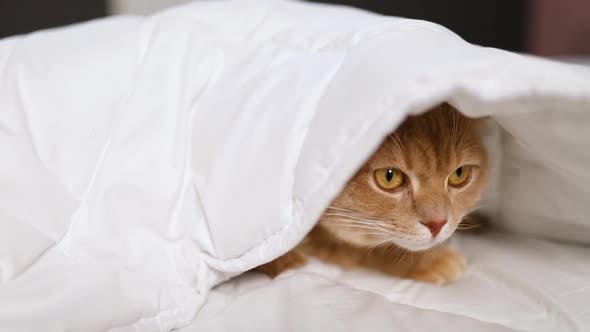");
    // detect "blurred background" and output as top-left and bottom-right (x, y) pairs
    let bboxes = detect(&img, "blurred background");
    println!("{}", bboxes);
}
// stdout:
(0, 0), (588, 58)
